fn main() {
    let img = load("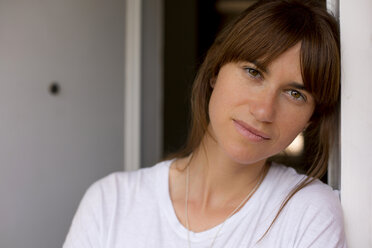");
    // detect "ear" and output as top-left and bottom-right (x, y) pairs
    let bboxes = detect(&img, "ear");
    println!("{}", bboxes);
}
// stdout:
(303, 121), (312, 132)
(209, 77), (216, 88)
